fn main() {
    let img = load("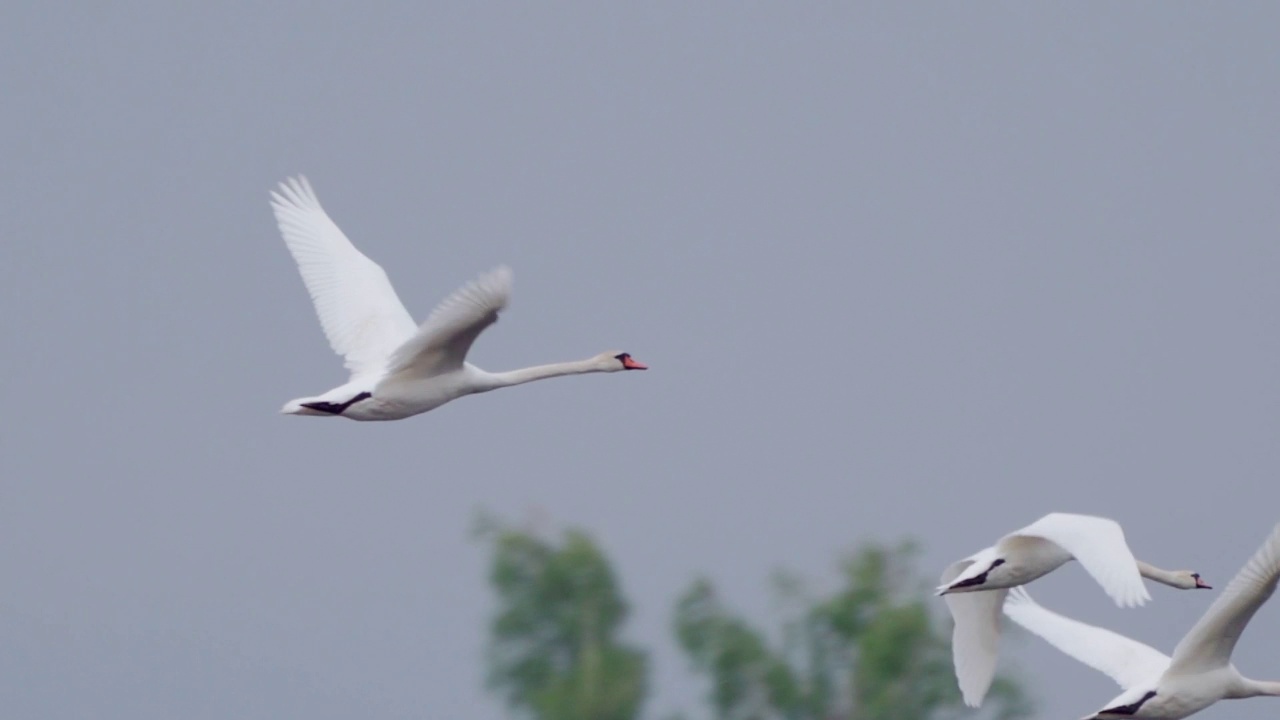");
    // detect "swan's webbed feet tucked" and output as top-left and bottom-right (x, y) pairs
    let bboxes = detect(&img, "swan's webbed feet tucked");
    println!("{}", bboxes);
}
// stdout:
(942, 558), (1006, 593)
(301, 392), (372, 415)
(1095, 690), (1157, 717)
